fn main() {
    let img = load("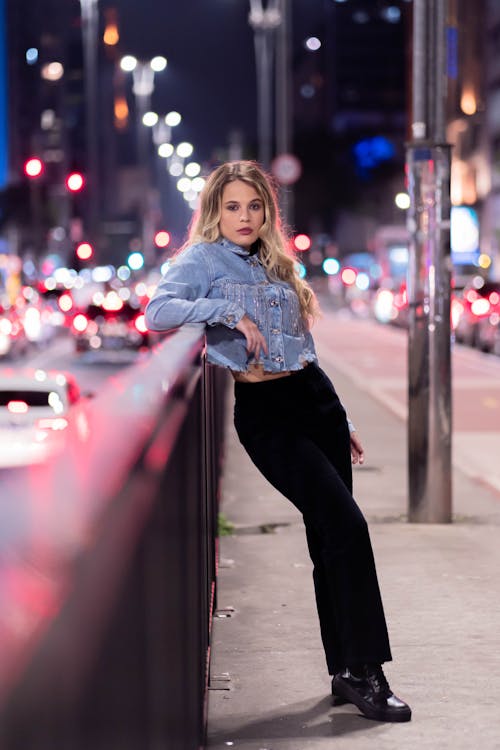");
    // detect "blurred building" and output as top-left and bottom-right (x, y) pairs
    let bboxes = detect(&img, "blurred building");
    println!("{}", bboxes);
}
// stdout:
(292, 0), (411, 256)
(445, 0), (500, 280)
